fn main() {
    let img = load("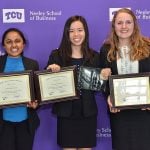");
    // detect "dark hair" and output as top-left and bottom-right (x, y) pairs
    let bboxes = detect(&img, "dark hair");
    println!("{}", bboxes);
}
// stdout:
(2, 28), (26, 46)
(58, 15), (94, 64)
